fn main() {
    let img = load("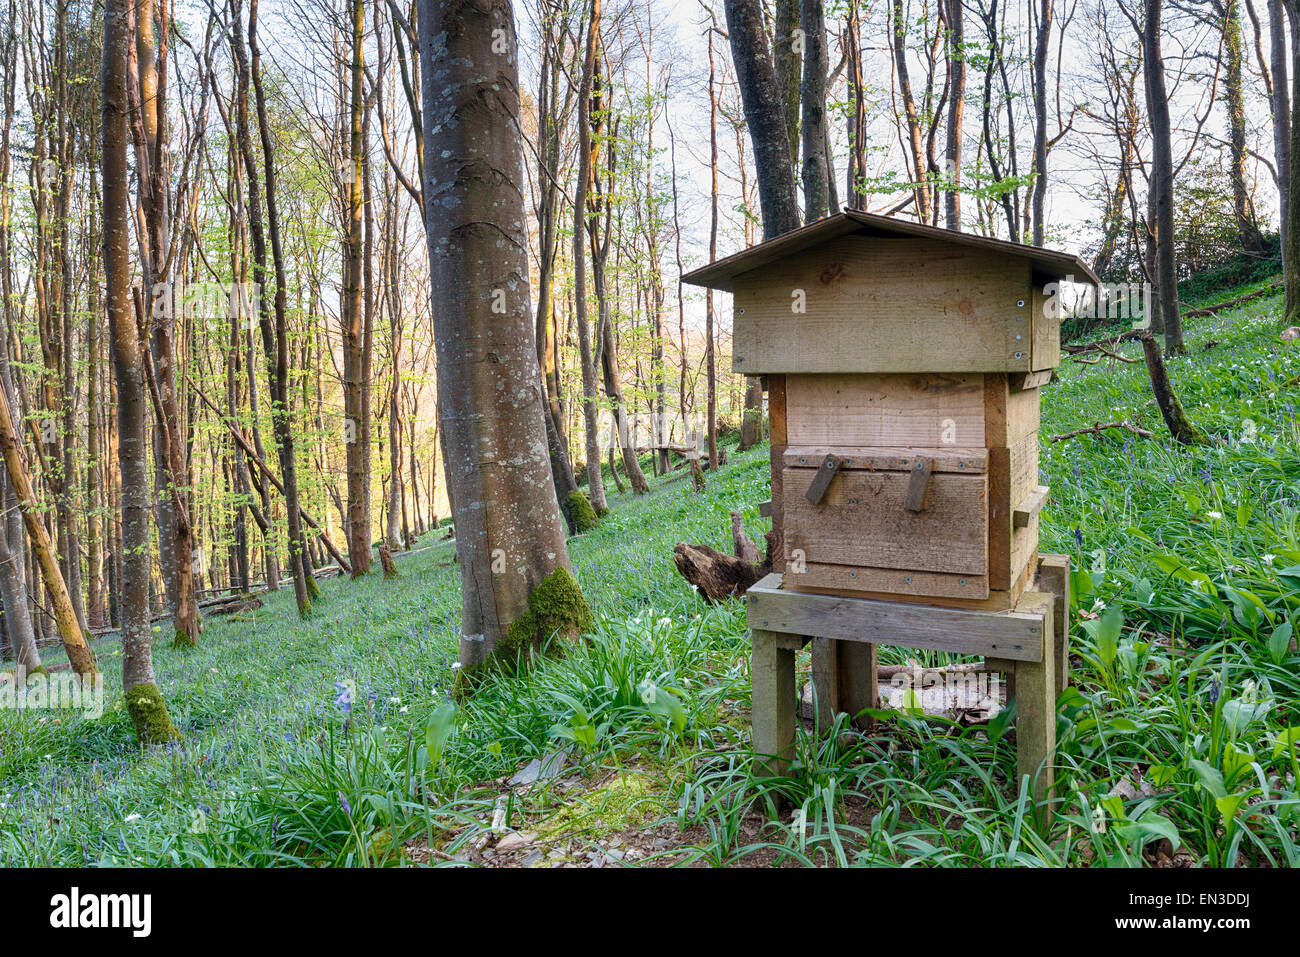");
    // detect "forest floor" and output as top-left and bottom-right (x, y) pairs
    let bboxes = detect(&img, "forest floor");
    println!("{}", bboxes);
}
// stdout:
(3, 277), (1300, 867)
